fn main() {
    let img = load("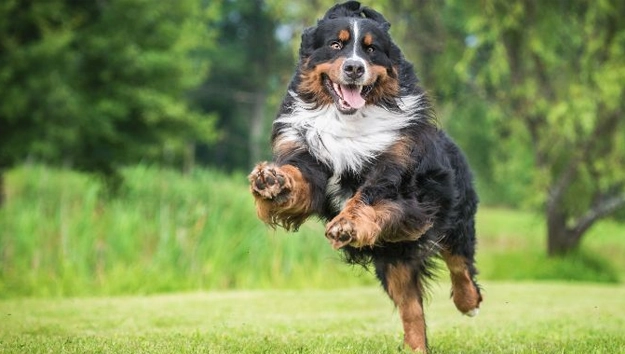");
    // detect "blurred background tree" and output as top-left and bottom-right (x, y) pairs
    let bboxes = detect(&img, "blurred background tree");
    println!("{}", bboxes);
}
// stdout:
(0, 0), (218, 201)
(0, 0), (623, 265)
(453, 0), (625, 254)
(191, 0), (292, 171)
